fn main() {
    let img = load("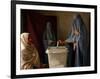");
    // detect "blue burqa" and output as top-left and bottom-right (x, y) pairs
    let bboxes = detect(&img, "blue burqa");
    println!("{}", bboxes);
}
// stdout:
(66, 14), (89, 67)
(43, 21), (56, 64)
